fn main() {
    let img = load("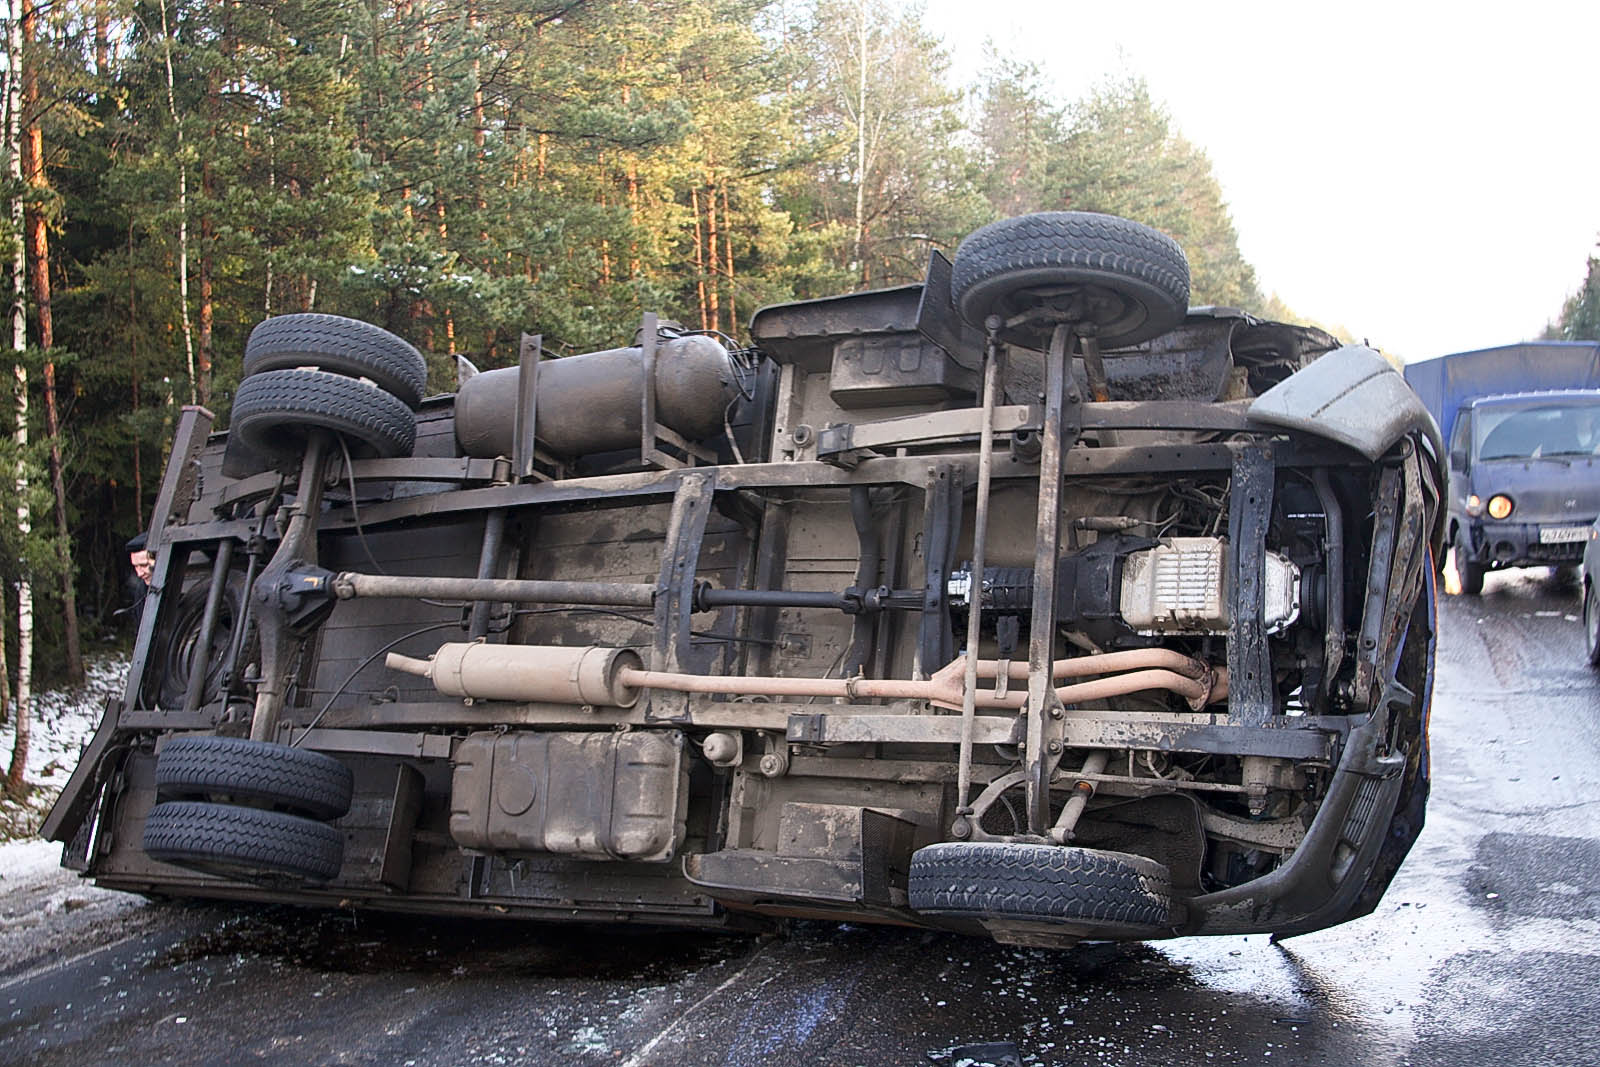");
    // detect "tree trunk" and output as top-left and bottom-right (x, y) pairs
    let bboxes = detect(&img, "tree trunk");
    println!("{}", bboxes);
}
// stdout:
(690, 186), (708, 330)
(6, 0), (34, 797)
(621, 83), (640, 277)
(128, 221), (143, 527)
(850, 10), (868, 286)
(722, 184), (736, 335)
(94, 0), (108, 75)
(436, 200), (453, 352)
(264, 130), (275, 315)
(0, 584), (10, 727)
(22, 0), (83, 683)
(198, 31), (219, 406)
(157, 0), (197, 405)
(705, 179), (721, 333)
(198, 190), (214, 403)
